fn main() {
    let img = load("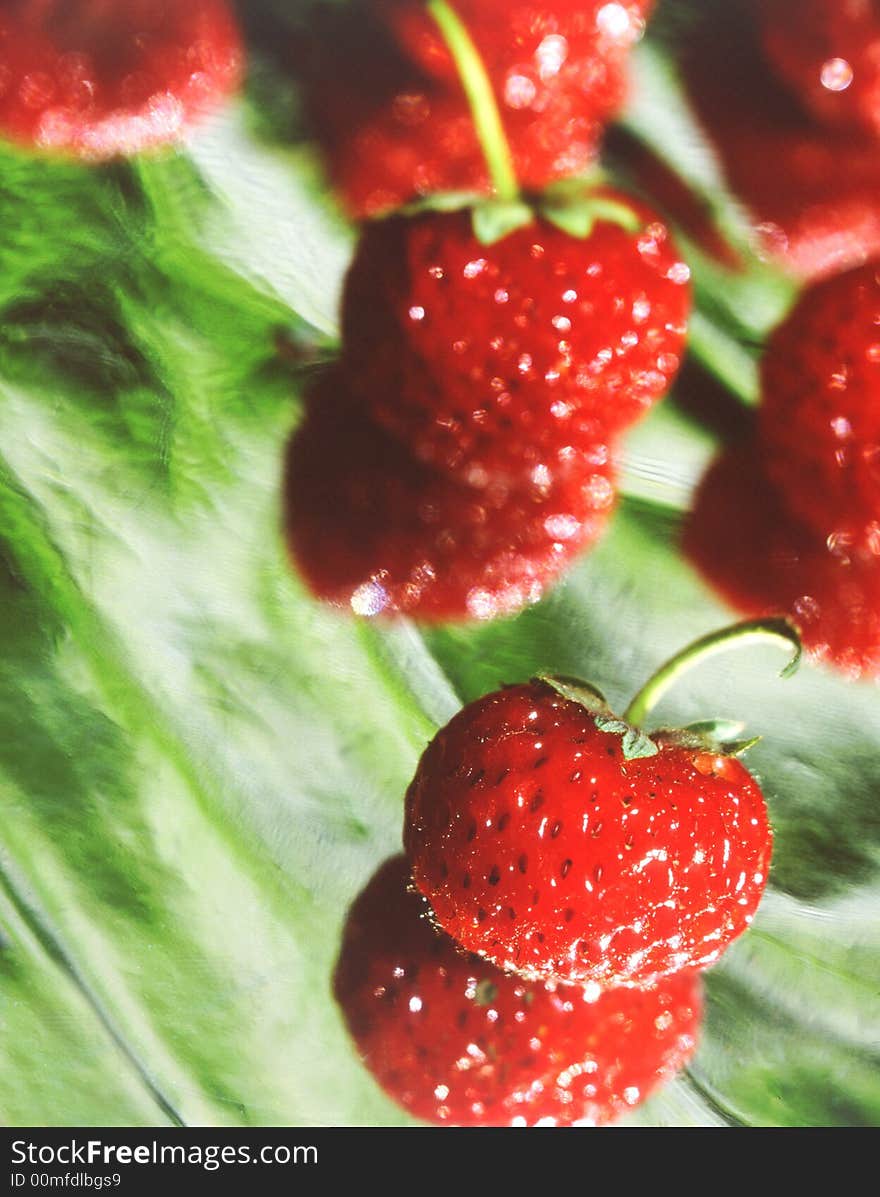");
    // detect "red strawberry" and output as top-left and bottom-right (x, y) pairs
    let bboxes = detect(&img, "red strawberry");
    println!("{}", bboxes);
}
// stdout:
(686, 442), (880, 680)
(758, 262), (880, 551)
(284, 371), (615, 622)
(341, 203), (691, 484)
(759, 0), (880, 137)
(684, 2), (880, 281)
(335, 855), (703, 1127)
(404, 678), (773, 987)
(0, 0), (242, 160)
(303, 0), (653, 218)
